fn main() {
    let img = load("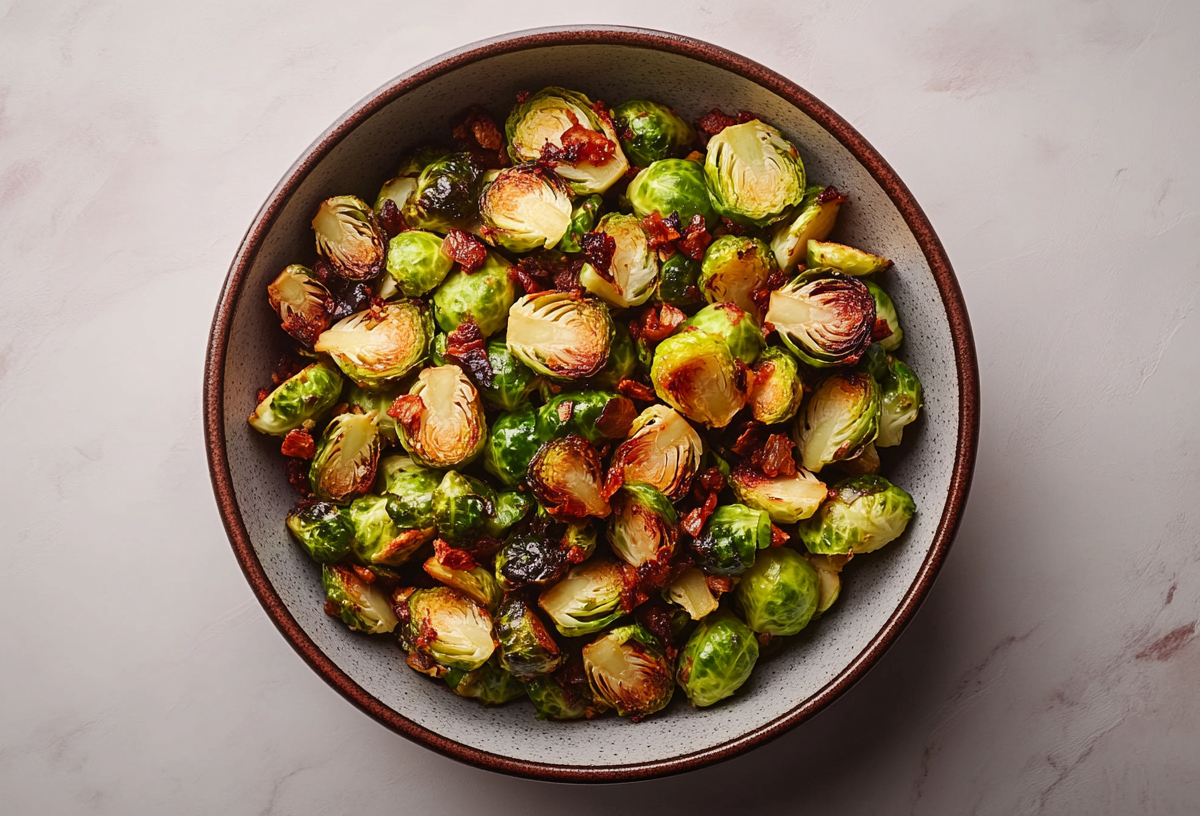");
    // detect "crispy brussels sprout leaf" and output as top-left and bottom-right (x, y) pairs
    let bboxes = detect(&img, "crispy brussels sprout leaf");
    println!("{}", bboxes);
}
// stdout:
(248, 361), (343, 436)
(385, 230), (453, 297)
(322, 564), (397, 634)
(479, 163), (573, 252)
(314, 301), (433, 388)
(765, 269), (876, 368)
(432, 252), (517, 338)
(866, 280), (904, 352)
(770, 185), (847, 272)
(798, 475), (915, 555)
(579, 213), (660, 309)
(735, 546), (820, 636)
(309, 412), (382, 505)
(876, 356), (923, 448)
(424, 557), (504, 612)
(729, 463), (827, 524)
(583, 624), (674, 718)
(699, 235), (778, 316)
(538, 558), (627, 637)
(794, 370), (880, 473)
(651, 331), (749, 428)
(506, 291), (613, 380)
(677, 612), (759, 707)
(704, 120), (805, 227)
(807, 240), (892, 276)
(664, 567), (721, 621)
(626, 158), (716, 227)
(312, 195), (385, 280)
(286, 501), (354, 564)
(397, 364), (487, 469)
